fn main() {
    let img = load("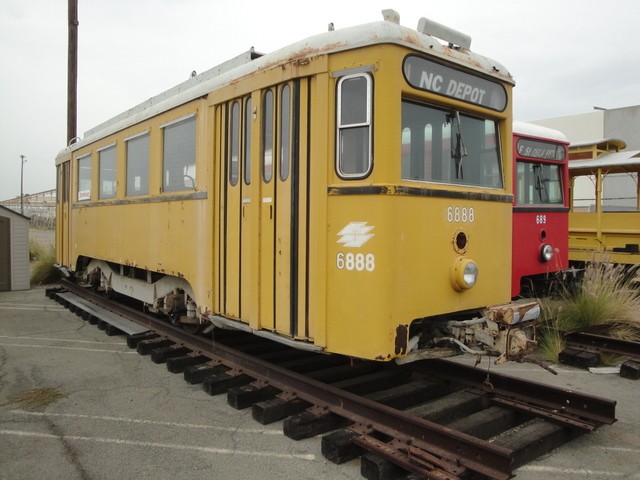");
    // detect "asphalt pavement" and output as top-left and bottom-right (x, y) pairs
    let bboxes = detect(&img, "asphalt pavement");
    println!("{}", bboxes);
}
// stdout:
(1, 287), (639, 480)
